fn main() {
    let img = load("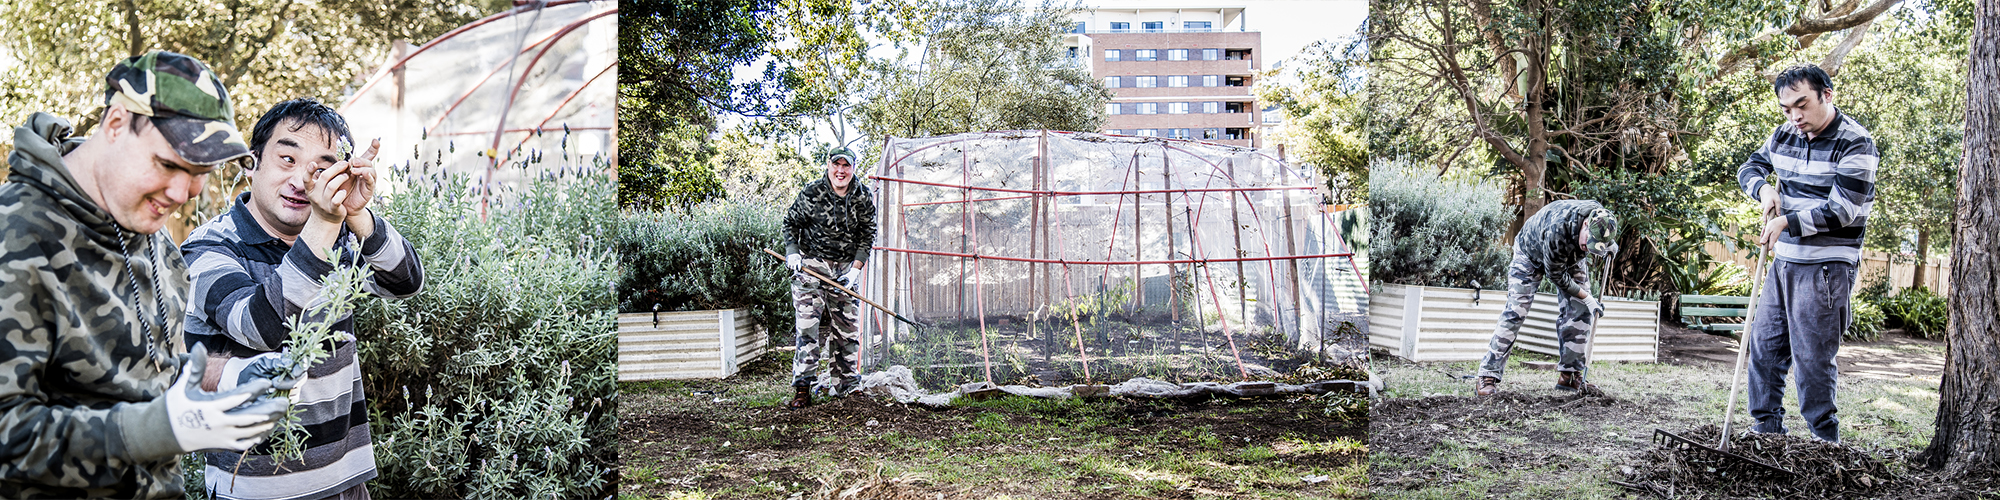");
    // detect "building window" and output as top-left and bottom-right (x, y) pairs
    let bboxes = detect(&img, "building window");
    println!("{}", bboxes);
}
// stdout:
(1104, 76), (1120, 88)
(1226, 101), (1248, 113)
(1167, 75), (1188, 87)
(1185, 21), (1212, 31)
(1202, 48), (1220, 60)
(1201, 75), (1219, 87)
(1071, 22), (1086, 34)
(1135, 49), (1157, 61)
(1142, 21), (1164, 32)
(1168, 102), (1190, 114)
(1202, 128), (1221, 139)
(1202, 101), (1220, 114)
(1138, 129), (1160, 137)
(1110, 22), (1130, 32)
(1105, 49), (1121, 62)
(1167, 49), (1189, 61)
(1106, 103), (1121, 115)
(1067, 47), (1078, 60)
(1138, 102), (1159, 114)
(1170, 128), (1192, 139)
(1136, 76), (1157, 88)
(1226, 75), (1249, 87)
(1226, 128), (1249, 140)
(1226, 49), (1251, 60)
